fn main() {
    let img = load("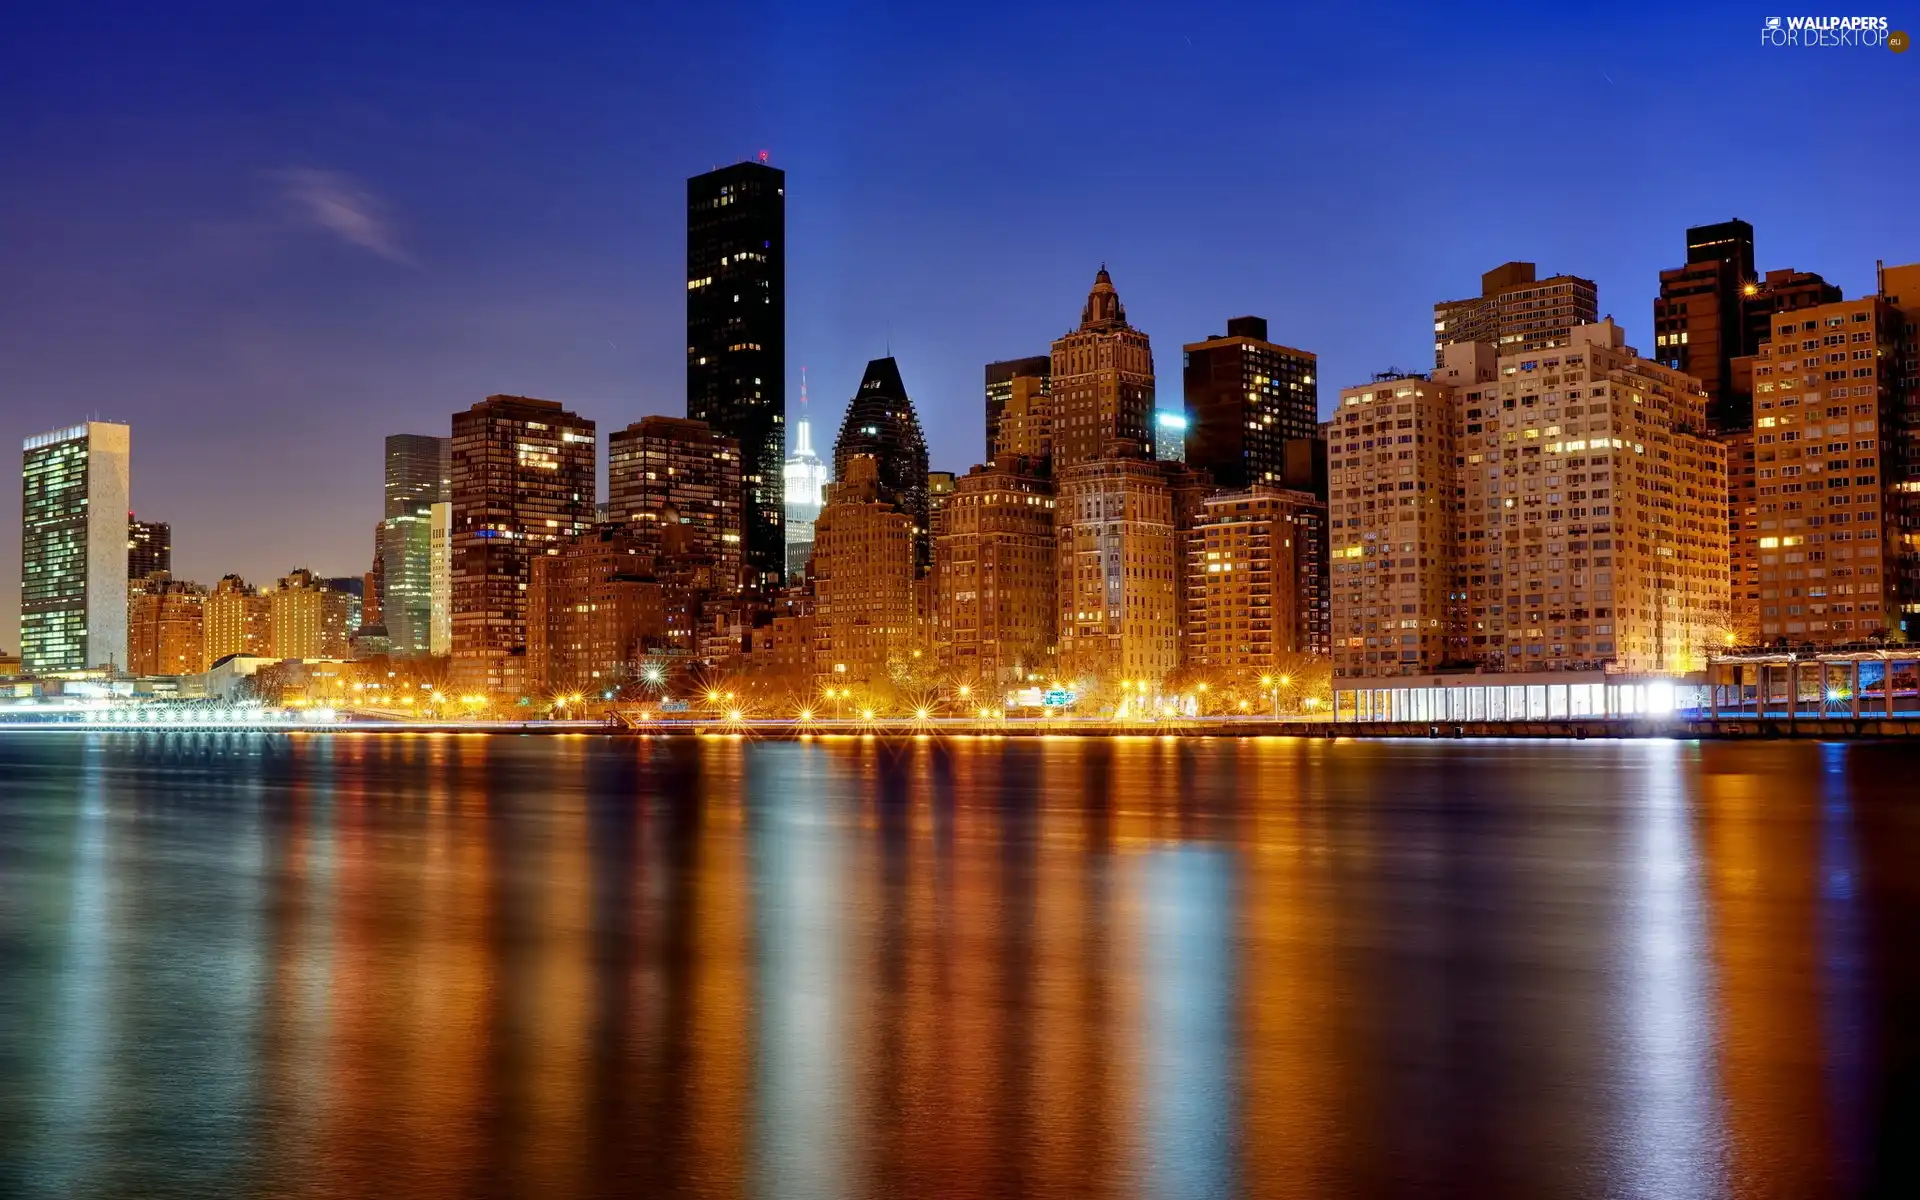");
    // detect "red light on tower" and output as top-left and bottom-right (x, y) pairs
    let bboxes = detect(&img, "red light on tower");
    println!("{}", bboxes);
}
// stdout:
(758, 149), (769, 163)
